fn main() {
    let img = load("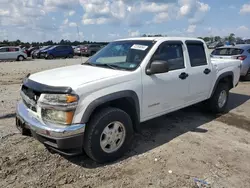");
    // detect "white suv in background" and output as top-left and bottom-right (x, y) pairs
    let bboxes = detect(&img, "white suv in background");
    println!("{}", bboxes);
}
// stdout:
(0, 46), (27, 61)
